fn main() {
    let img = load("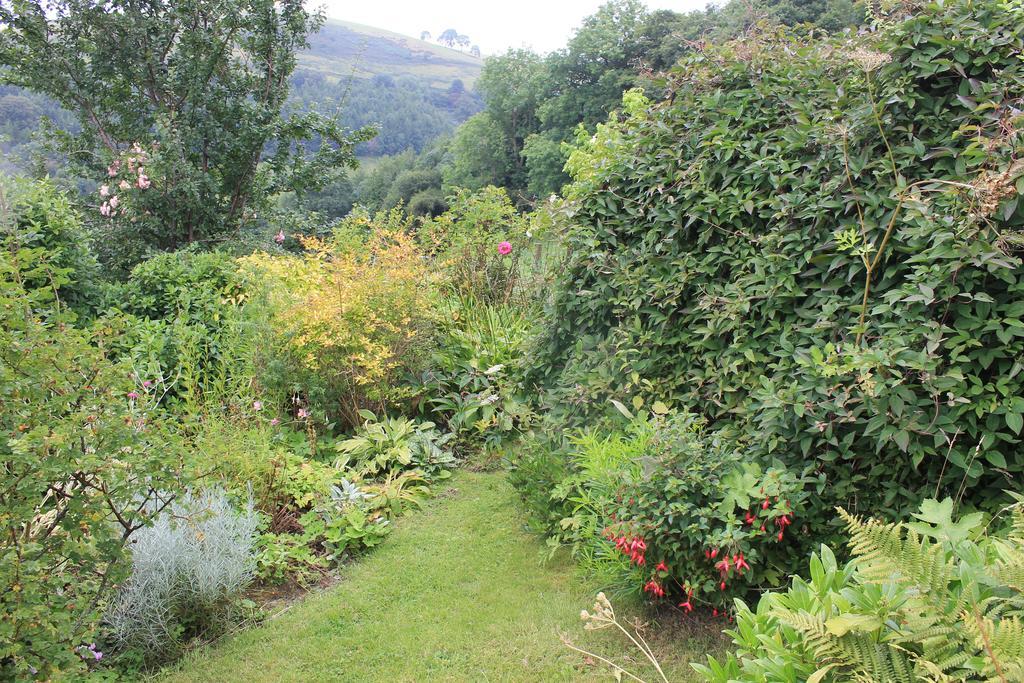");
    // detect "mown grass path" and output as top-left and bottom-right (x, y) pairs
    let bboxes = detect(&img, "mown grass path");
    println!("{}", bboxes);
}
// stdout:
(163, 471), (715, 682)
